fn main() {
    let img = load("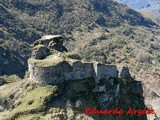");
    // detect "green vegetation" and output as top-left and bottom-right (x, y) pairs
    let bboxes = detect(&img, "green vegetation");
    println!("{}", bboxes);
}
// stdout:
(0, 0), (157, 43)
(0, 79), (97, 120)
(0, 82), (57, 120)
(11, 85), (57, 113)
(0, 74), (21, 83)
(28, 54), (66, 67)
(133, 63), (152, 72)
